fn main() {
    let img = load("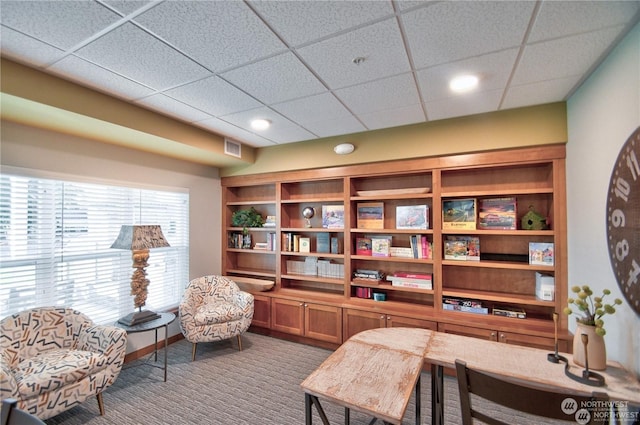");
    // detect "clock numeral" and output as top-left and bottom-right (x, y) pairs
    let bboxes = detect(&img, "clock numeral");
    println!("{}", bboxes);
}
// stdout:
(614, 177), (631, 202)
(615, 239), (629, 262)
(610, 209), (626, 227)
(625, 150), (639, 181)
(627, 259), (640, 287)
